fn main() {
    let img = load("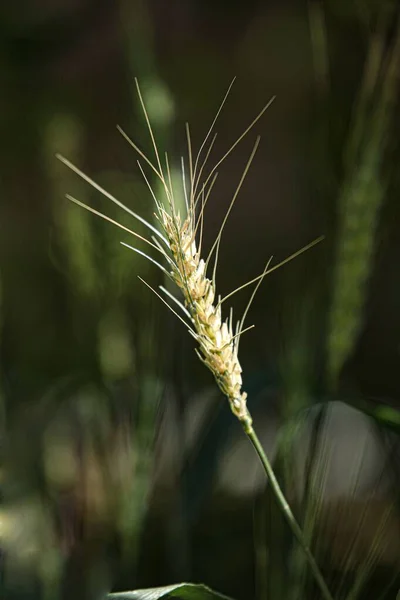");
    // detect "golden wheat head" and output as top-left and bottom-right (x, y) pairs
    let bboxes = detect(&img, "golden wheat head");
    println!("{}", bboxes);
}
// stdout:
(57, 79), (321, 432)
